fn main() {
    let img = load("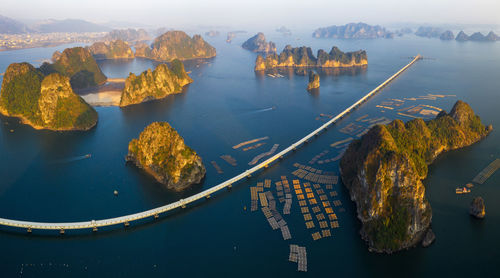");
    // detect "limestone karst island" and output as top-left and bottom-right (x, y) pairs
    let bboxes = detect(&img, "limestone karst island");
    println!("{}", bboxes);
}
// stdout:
(126, 122), (206, 191)
(119, 59), (193, 107)
(0, 1), (499, 277)
(255, 45), (367, 71)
